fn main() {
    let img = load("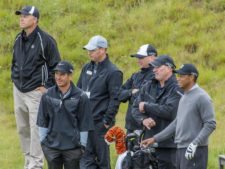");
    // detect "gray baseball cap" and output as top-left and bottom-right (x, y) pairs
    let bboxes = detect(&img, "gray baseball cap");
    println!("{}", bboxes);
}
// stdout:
(83, 35), (108, 50)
